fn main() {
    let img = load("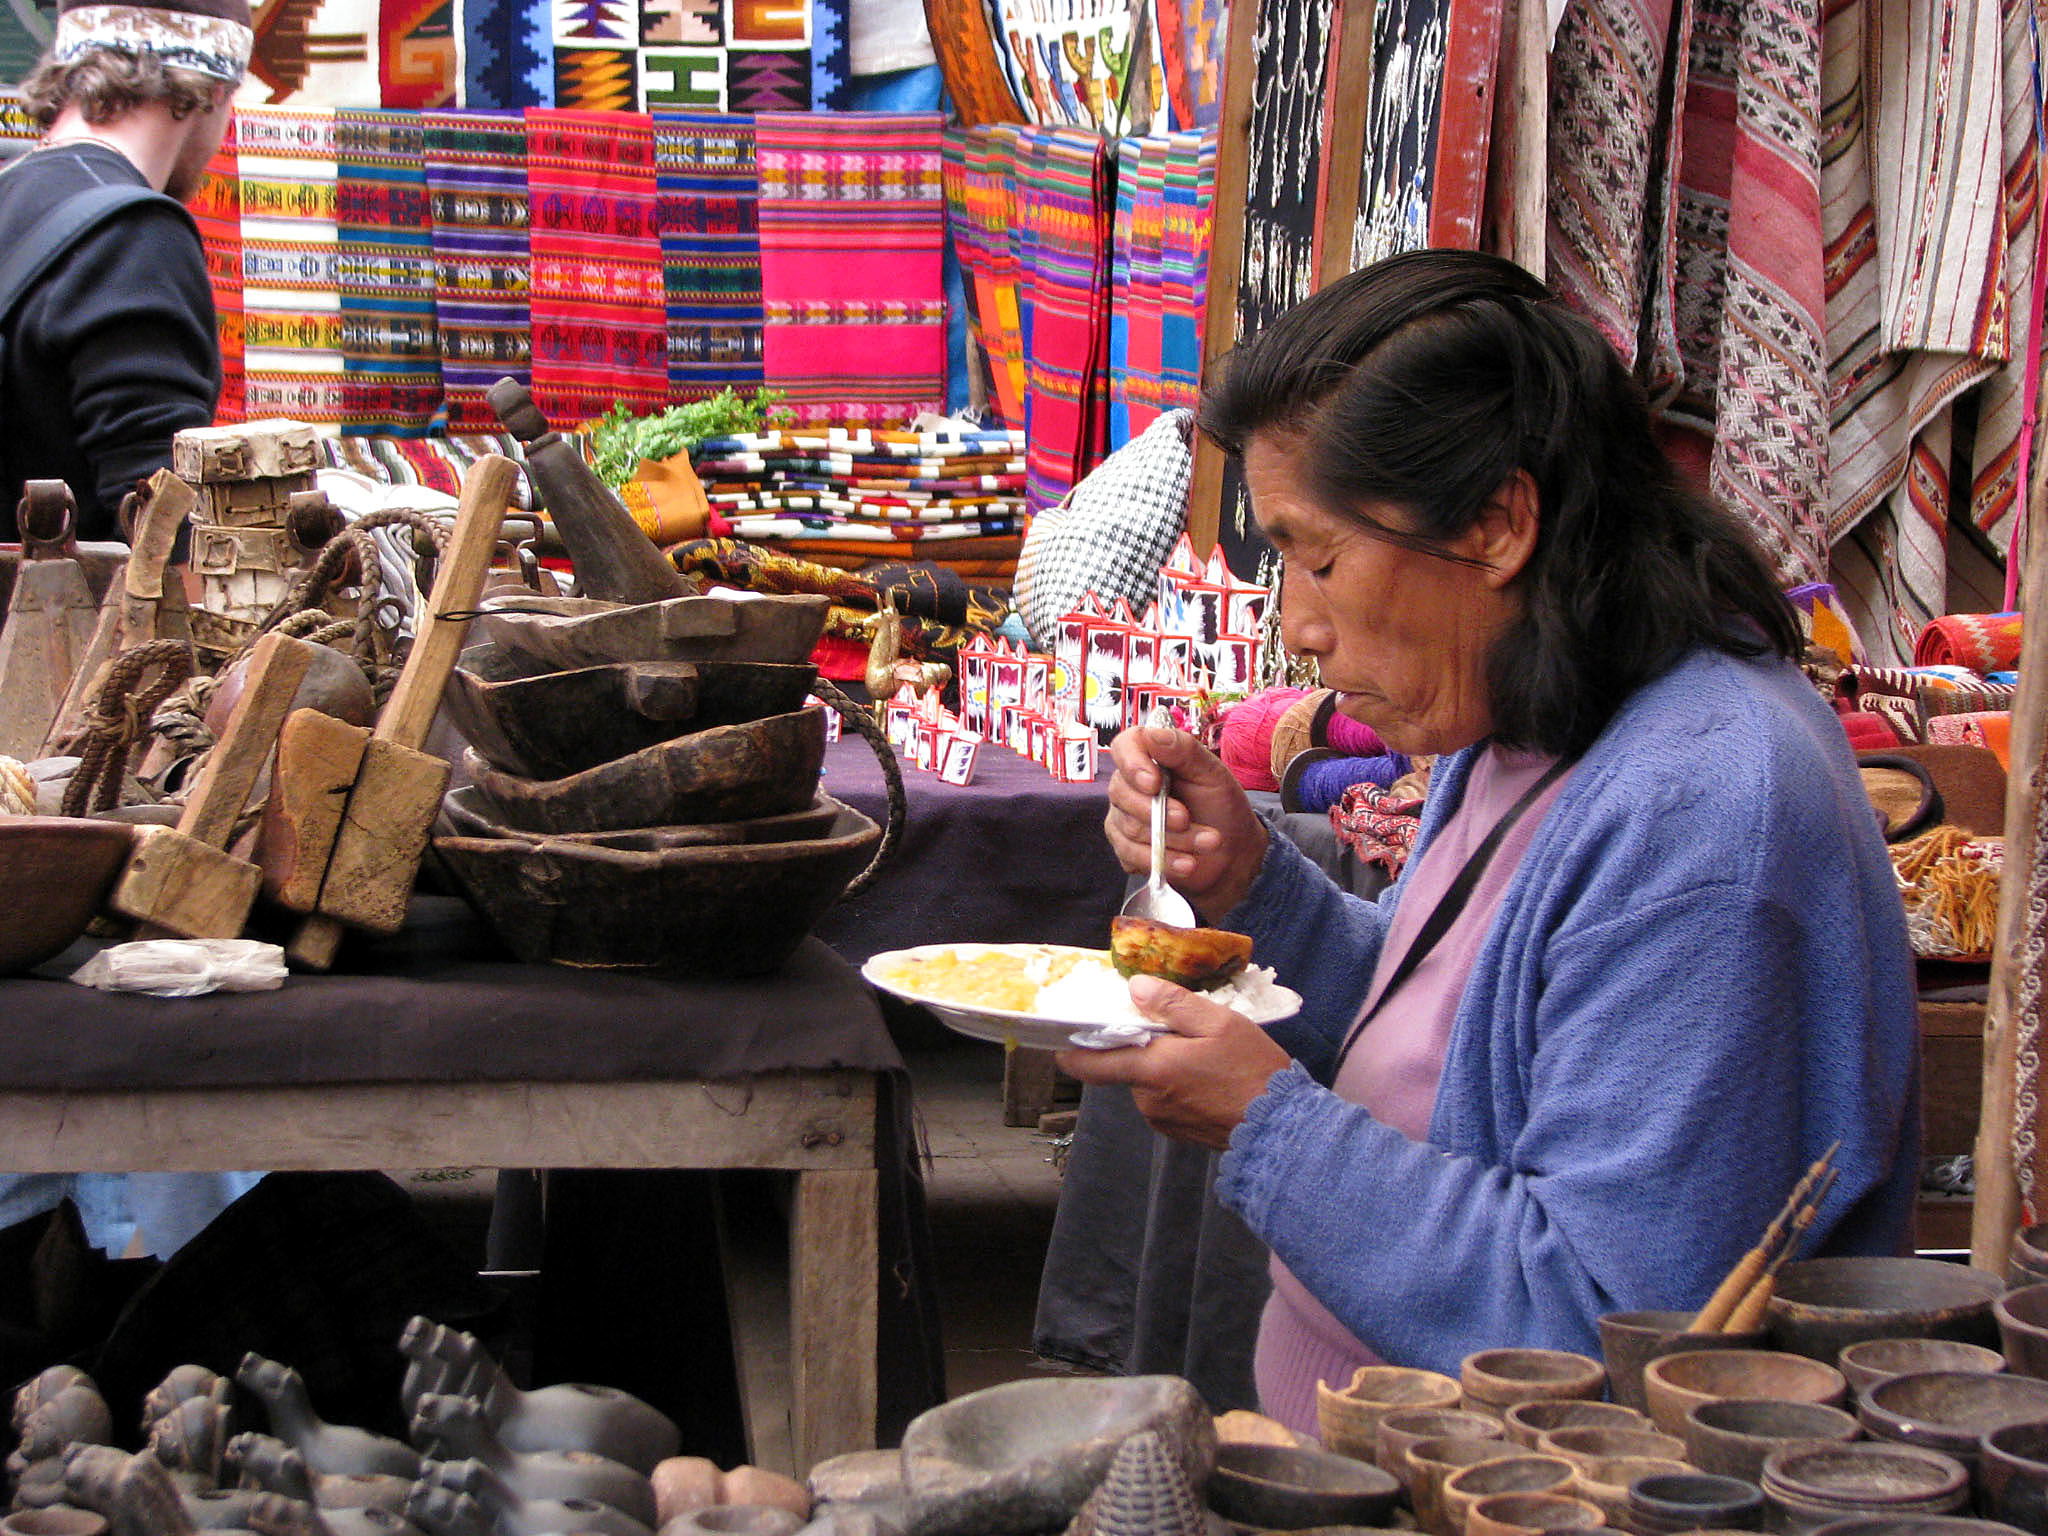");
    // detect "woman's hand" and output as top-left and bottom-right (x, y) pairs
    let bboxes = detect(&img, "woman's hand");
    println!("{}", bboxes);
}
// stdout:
(1107, 722), (1269, 922)
(1056, 976), (1291, 1150)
